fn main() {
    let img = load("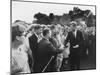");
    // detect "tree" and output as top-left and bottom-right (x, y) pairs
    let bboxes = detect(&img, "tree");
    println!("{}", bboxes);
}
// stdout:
(59, 14), (71, 26)
(68, 7), (84, 20)
(49, 13), (55, 23)
(86, 12), (95, 27)
(34, 12), (51, 25)
(51, 15), (61, 24)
